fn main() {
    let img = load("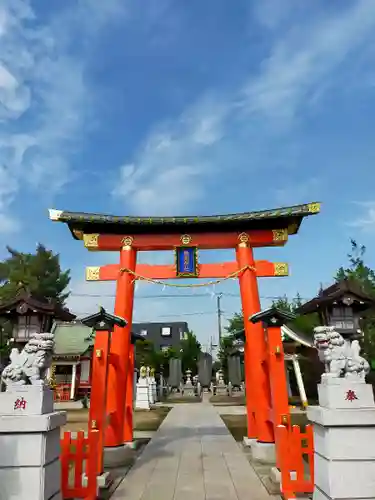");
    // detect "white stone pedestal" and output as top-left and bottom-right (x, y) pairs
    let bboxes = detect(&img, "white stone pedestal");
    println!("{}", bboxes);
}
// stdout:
(182, 381), (195, 397)
(150, 377), (157, 402)
(0, 386), (67, 500)
(147, 377), (155, 404)
(307, 377), (375, 500)
(133, 370), (137, 401)
(243, 436), (276, 463)
(215, 382), (228, 396)
(135, 378), (150, 410)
